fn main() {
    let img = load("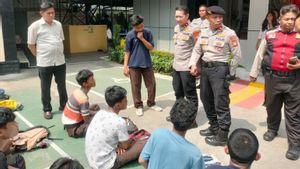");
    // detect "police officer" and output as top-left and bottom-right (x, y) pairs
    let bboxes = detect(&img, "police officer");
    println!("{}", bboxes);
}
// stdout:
(167, 6), (198, 121)
(249, 5), (300, 160)
(191, 5), (210, 88)
(191, 5), (210, 32)
(189, 6), (241, 146)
